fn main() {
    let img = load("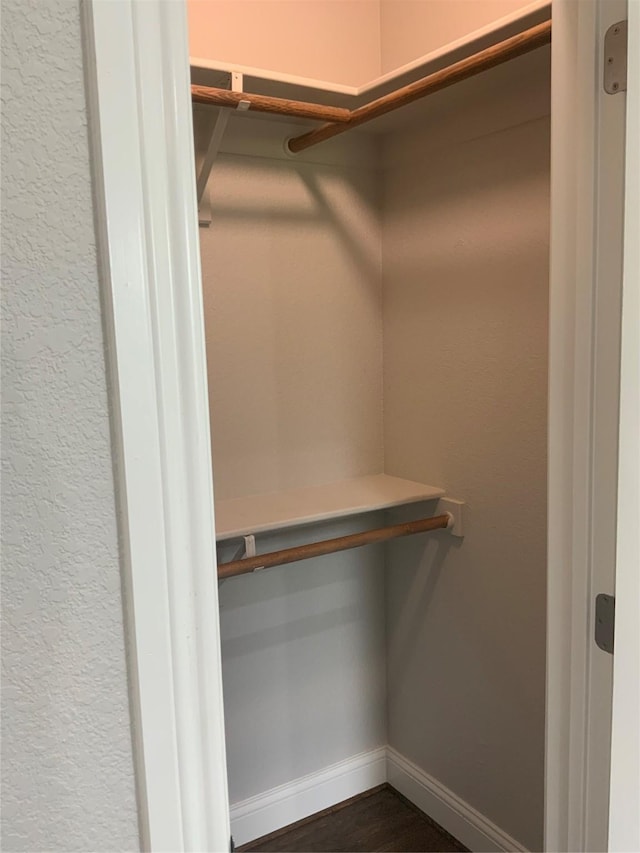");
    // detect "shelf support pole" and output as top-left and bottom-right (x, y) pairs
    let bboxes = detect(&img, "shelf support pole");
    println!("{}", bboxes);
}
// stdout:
(196, 73), (249, 209)
(196, 107), (230, 204)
